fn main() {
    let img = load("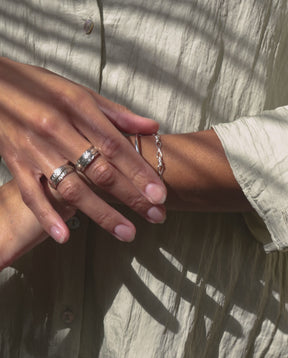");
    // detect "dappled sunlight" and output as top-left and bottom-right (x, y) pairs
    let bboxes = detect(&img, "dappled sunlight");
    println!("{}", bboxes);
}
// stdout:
(0, 0), (288, 356)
